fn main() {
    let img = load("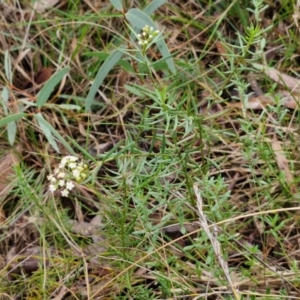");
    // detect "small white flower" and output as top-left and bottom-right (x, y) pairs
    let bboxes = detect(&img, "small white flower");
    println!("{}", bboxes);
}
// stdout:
(49, 184), (57, 193)
(68, 156), (78, 162)
(143, 32), (147, 36)
(61, 156), (77, 166)
(138, 40), (143, 45)
(47, 174), (57, 183)
(72, 169), (80, 178)
(68, 163), (77, 169)
(150, 27), (153, 31)
(58, 180), (65, 187)
(57, 172), (65, 179)
(137, 34), (141, 38)
(149, 35), (153, 39)
(66, 181), (75, 191)
(47, 174), (54, 181)
(61, 189), (69, 197)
